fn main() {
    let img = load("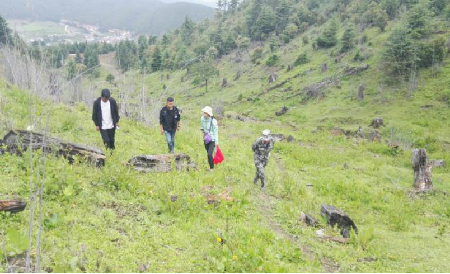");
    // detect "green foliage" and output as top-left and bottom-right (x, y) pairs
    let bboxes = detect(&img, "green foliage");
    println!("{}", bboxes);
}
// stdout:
(265, 54), (280, 66)
(363, 2), (388, 31)
(0, 15), (13, 46)
(340, 27), (355, 53)
(417, 36), (447, 68)
(192, 57), (219, 91)
(383, 27), (418, 79)
(251, 48), (263, 64)
(106, 73), (115, 84)
(316, 19), (338, 48)
(294, 51), (309, 66)
(407, 1), (432, 39)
